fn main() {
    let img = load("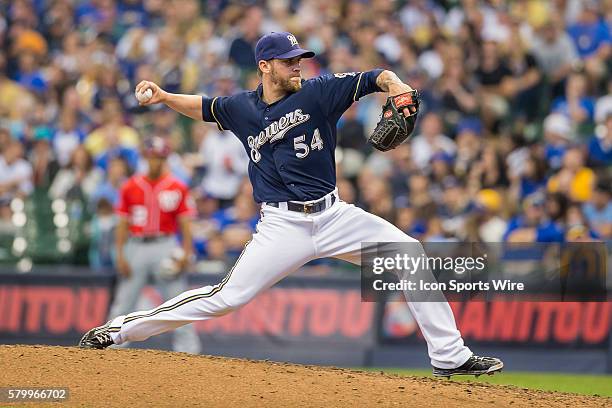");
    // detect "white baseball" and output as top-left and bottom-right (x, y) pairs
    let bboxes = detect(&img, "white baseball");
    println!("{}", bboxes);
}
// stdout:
(136, 88), (153, 103)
